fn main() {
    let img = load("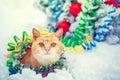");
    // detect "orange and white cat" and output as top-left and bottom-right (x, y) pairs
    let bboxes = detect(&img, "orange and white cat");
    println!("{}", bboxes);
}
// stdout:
(21, 28), (64, 67)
